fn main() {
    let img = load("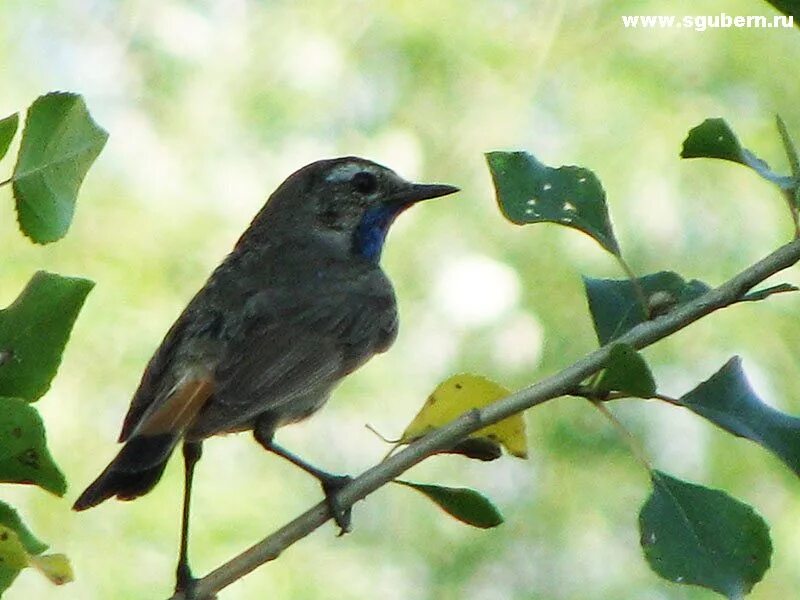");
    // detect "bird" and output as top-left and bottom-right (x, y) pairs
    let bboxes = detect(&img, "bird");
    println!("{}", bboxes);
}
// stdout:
(72, 156), (459, 596)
